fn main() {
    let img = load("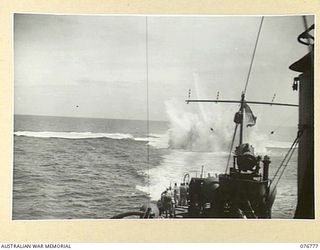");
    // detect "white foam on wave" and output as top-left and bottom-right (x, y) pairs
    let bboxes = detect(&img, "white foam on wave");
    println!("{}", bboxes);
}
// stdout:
(14, 131), (169, 148)
(14, 131), (136, 140)
(135, 133), (169, 149)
